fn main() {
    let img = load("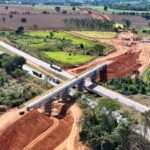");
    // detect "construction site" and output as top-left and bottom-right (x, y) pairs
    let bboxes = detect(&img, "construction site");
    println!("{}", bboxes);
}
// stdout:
(0, 30), (149, 150)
